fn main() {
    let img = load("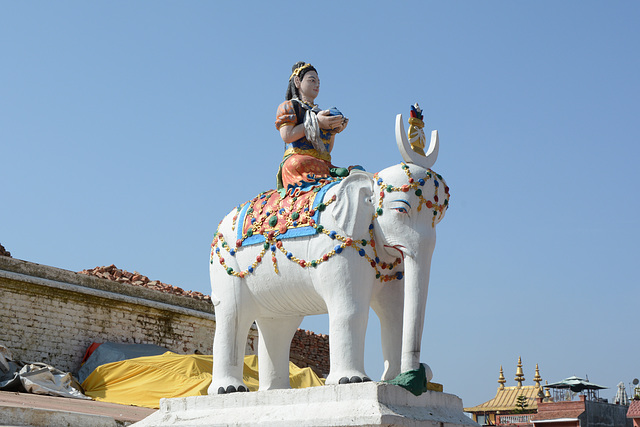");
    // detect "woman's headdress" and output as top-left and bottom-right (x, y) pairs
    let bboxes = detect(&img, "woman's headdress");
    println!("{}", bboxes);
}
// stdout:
(289, 63), (314, 81)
